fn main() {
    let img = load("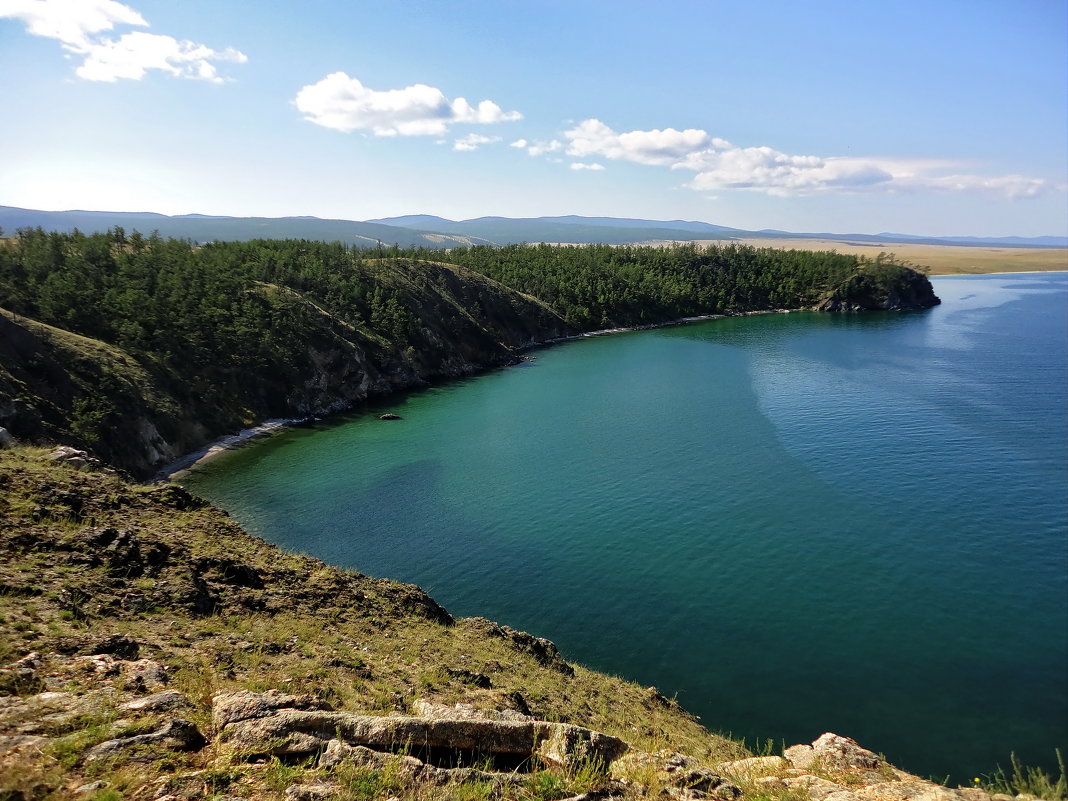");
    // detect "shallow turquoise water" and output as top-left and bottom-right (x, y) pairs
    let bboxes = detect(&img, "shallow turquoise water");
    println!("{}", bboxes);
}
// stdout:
(182, 273), (1068, 781)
